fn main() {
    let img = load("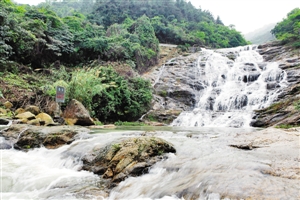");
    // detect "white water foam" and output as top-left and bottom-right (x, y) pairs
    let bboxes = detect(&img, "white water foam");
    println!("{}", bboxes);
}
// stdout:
(172, 46), (287, 127)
